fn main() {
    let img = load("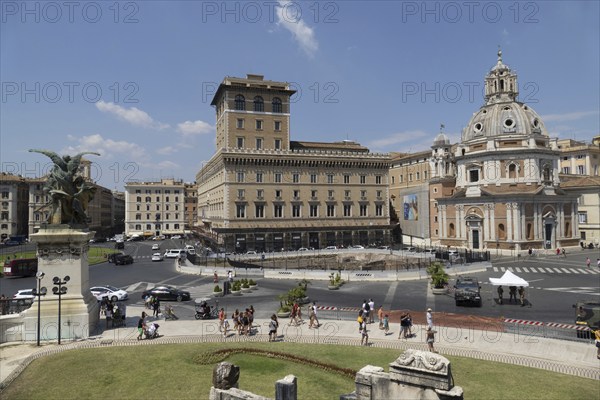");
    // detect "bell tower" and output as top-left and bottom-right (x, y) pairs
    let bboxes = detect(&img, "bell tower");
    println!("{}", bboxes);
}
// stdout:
(484, 49), (519, 105)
